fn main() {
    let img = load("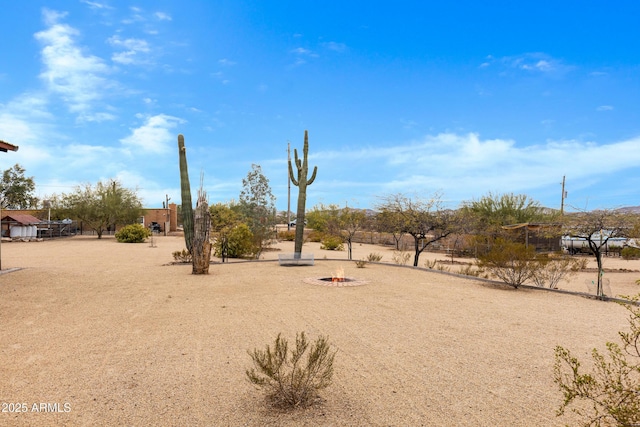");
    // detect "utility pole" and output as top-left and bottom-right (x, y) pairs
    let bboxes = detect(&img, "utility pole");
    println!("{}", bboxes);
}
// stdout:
(165, 194), (171, 236)
(287, 141), (291, 230)
(560, 175), (567, 215)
